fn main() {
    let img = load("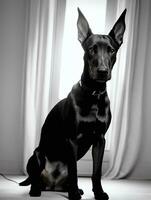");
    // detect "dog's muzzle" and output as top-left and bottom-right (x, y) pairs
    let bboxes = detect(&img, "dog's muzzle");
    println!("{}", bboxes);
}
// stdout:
(96, 68), (111, 82)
